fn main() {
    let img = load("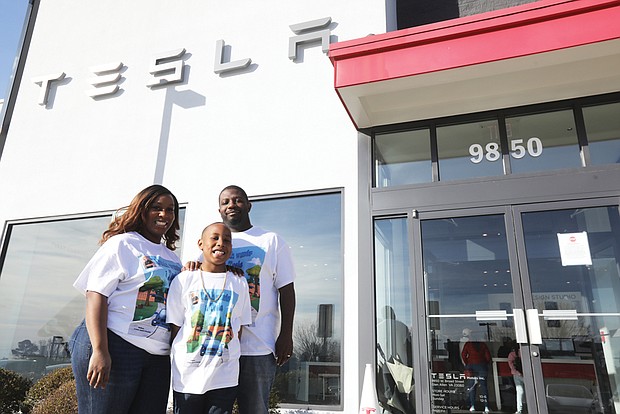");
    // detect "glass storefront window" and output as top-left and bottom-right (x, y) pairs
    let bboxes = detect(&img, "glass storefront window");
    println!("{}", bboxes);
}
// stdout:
(506, 109), (581, 174)
(437, 120), (504, 181)
(373, 96), (620, 188)
(0, 210), (186, 381)
(583, 102), (620, 166)
(375, 129), (432, 187)
(374, 217), (415, 413)
(250, 192), (343, 408)
(0, 216), (110, 380)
